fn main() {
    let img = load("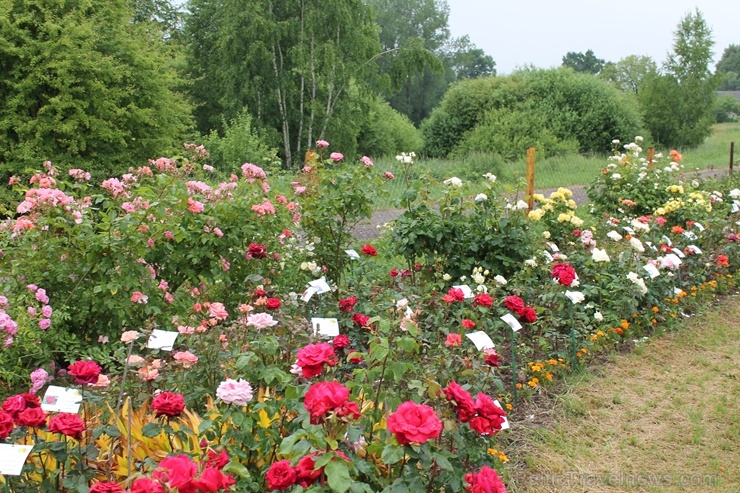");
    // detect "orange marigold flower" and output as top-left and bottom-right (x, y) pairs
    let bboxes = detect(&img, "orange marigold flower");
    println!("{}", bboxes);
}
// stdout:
(652, 306), (659, 313)
(671, 226), (684, 234)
